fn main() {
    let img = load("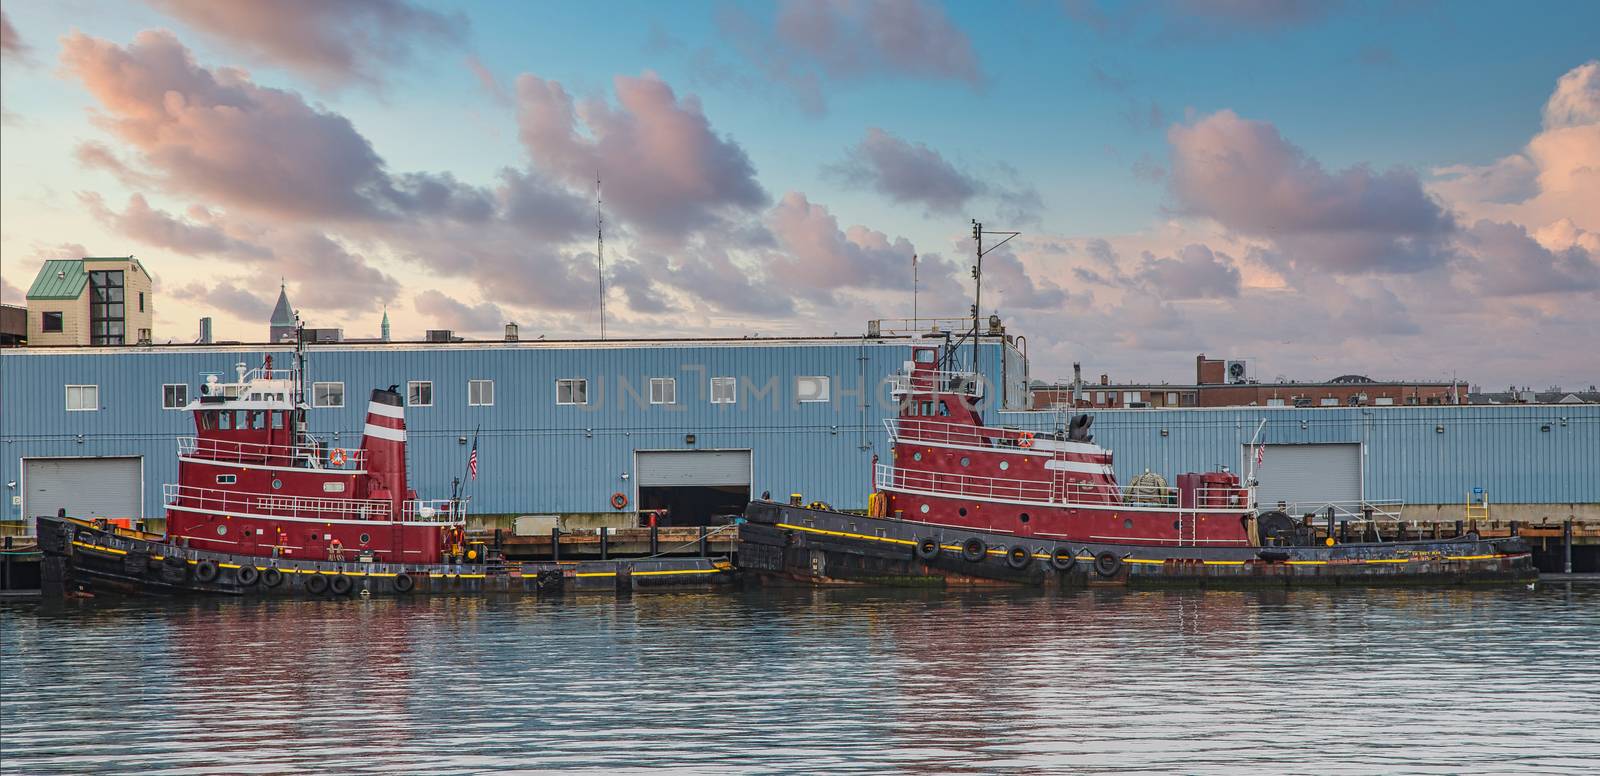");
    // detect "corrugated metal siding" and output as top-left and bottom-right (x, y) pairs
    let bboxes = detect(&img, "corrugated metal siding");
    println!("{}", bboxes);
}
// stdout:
(3, 343), (1597, 519)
